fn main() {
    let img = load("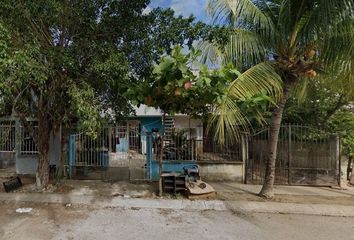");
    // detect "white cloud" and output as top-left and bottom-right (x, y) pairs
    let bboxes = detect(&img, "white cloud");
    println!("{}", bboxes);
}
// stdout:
(170, 0), (207, 18)
(143, 5), (153, 15)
